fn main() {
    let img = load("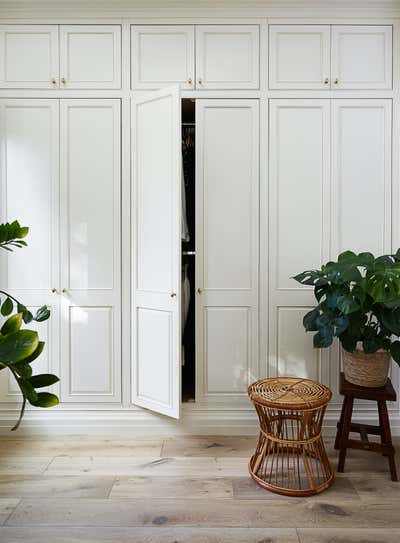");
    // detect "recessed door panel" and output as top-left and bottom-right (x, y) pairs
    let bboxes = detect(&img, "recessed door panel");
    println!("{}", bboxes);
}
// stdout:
(0, 25), (59, 88)
(132, 87), (181, 418)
